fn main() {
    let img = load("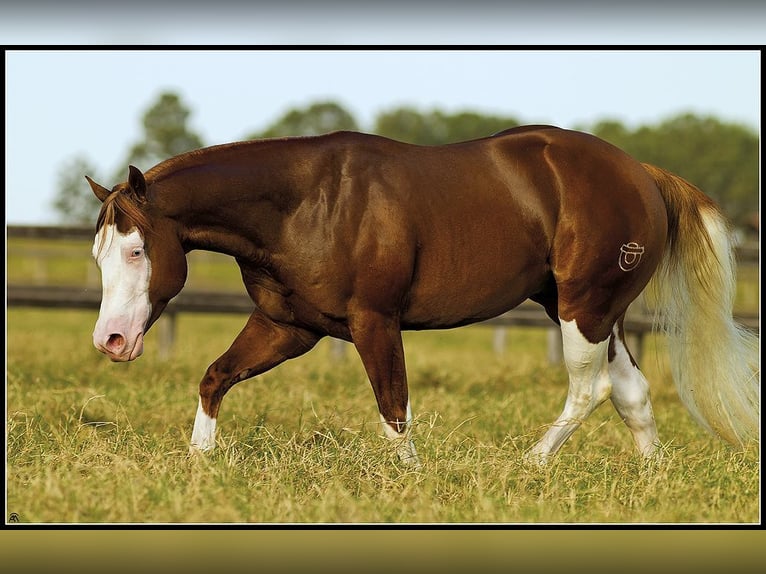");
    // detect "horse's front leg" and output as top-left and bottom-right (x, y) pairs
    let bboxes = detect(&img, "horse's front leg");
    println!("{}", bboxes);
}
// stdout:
(190, 311), (319, 453)
(348, 309), (421, 469)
